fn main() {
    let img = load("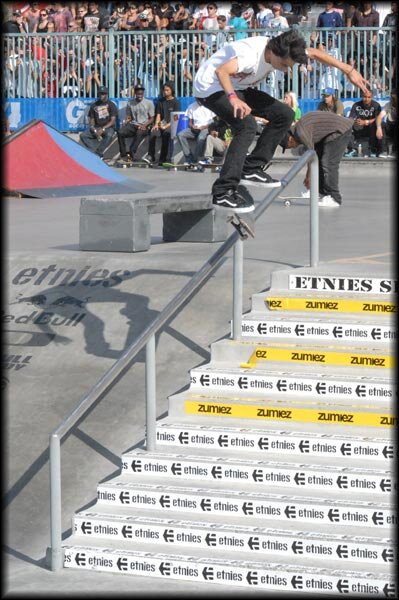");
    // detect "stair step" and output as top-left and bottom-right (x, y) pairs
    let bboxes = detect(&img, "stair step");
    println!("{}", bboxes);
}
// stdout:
(168, 390), (394, 431)
(189, 364), (394, 403)
(251, 292), (396, 316)
(240, 313), (396, 345)
(96, 480), (395, 532)
(62, 542), (396, 594)
(156, 420), (396, 465)
(120, 450), (394, 500)
(268, 265), (396, 296)
(210, 339), (394, 371)
(70, 510), (396, 568)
